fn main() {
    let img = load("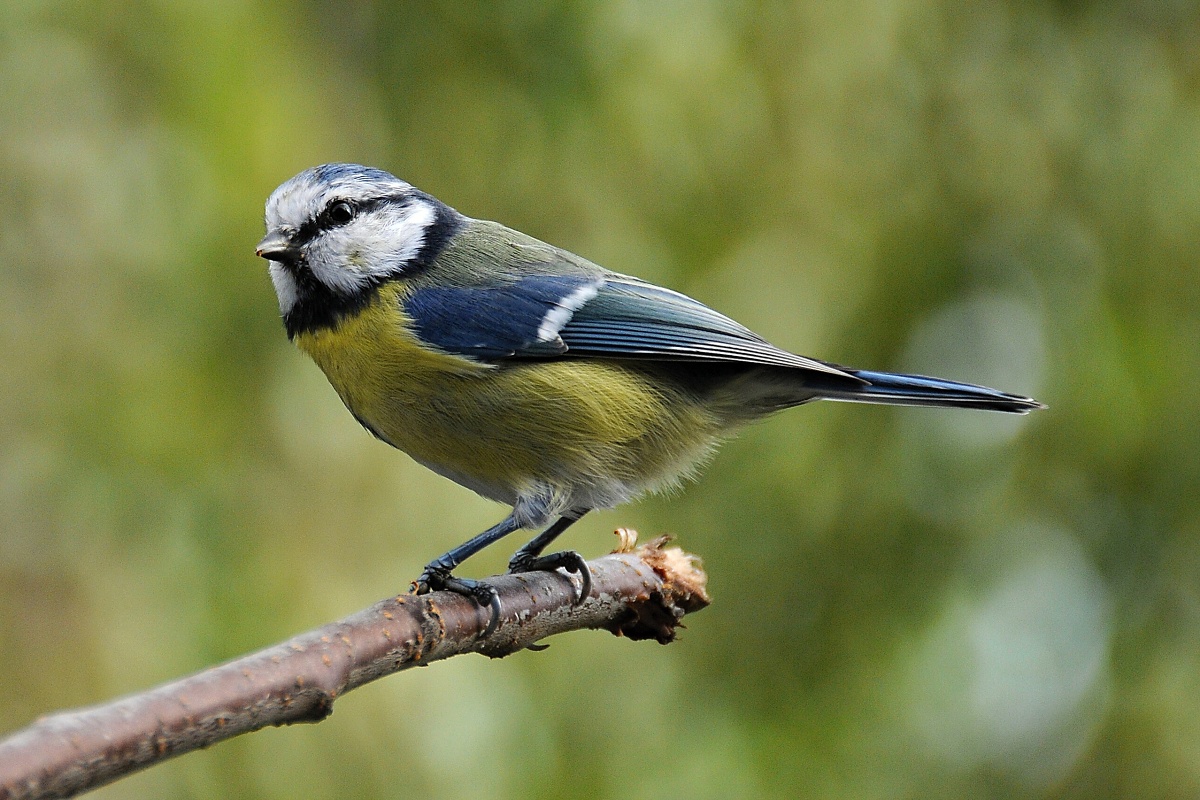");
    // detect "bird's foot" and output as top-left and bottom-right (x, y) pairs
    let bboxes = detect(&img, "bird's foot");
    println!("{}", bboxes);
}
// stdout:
(507, 550), (592, 605)
(412, 565), (502, 638)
